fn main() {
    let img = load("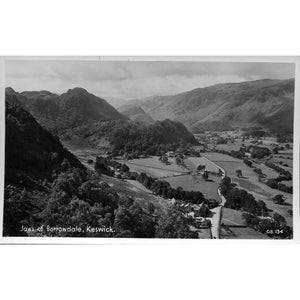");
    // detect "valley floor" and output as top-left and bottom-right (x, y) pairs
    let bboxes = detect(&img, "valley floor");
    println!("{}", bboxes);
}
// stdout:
(69, 145), (293, 240)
